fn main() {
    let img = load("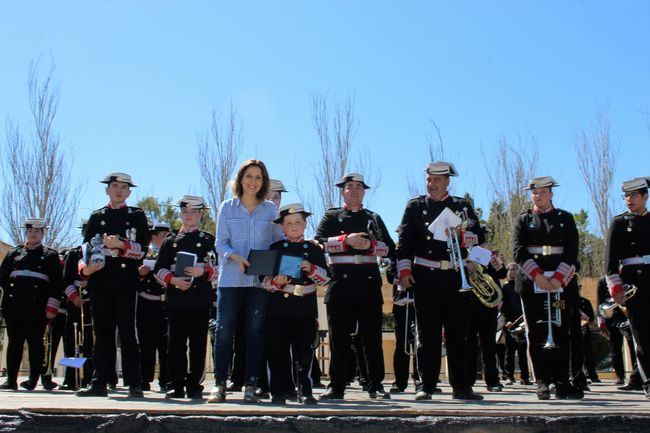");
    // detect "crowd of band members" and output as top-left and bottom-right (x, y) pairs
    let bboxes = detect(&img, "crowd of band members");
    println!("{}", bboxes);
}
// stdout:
(0, 159), (648, 402)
